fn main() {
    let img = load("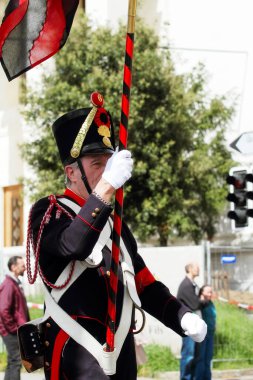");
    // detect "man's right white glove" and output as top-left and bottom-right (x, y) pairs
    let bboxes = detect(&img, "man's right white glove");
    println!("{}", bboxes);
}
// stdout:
(180, 312), (207, 343)
(102, 149), (133, 189)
